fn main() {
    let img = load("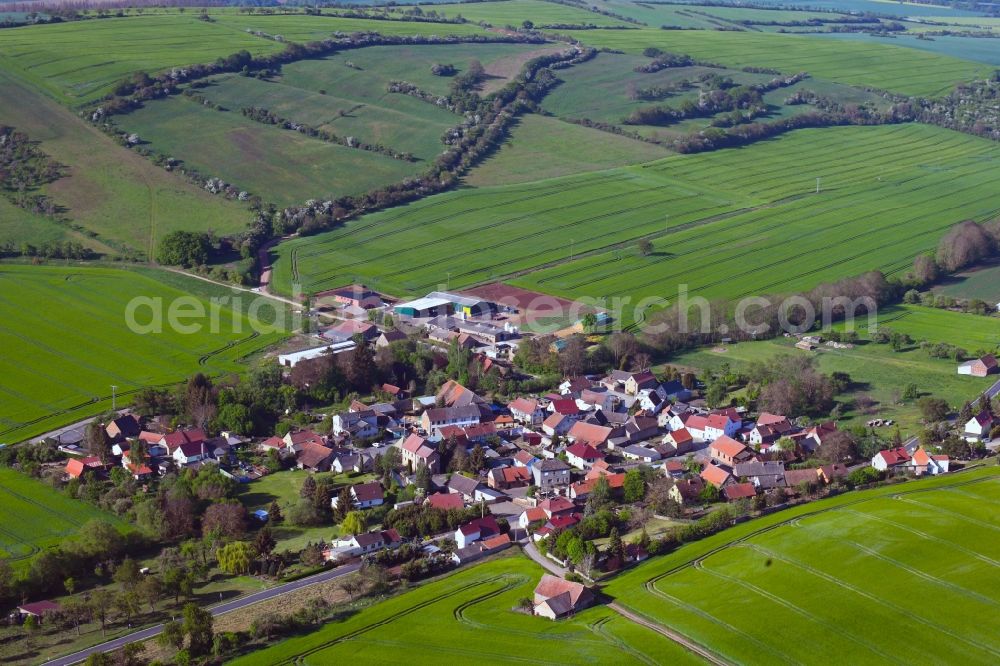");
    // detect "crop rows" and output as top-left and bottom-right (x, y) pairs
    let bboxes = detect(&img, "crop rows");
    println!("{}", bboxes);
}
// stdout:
(0, 266), (284, 443)
(562, 27), (989, 97)
(606, 469), (1000, 665)
(272, 125), (1000, 324)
